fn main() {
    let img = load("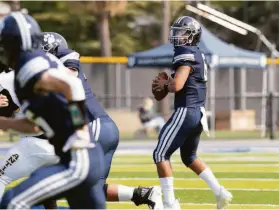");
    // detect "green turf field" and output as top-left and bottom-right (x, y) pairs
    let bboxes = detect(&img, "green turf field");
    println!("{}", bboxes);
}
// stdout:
(6, 152), (279, 209)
